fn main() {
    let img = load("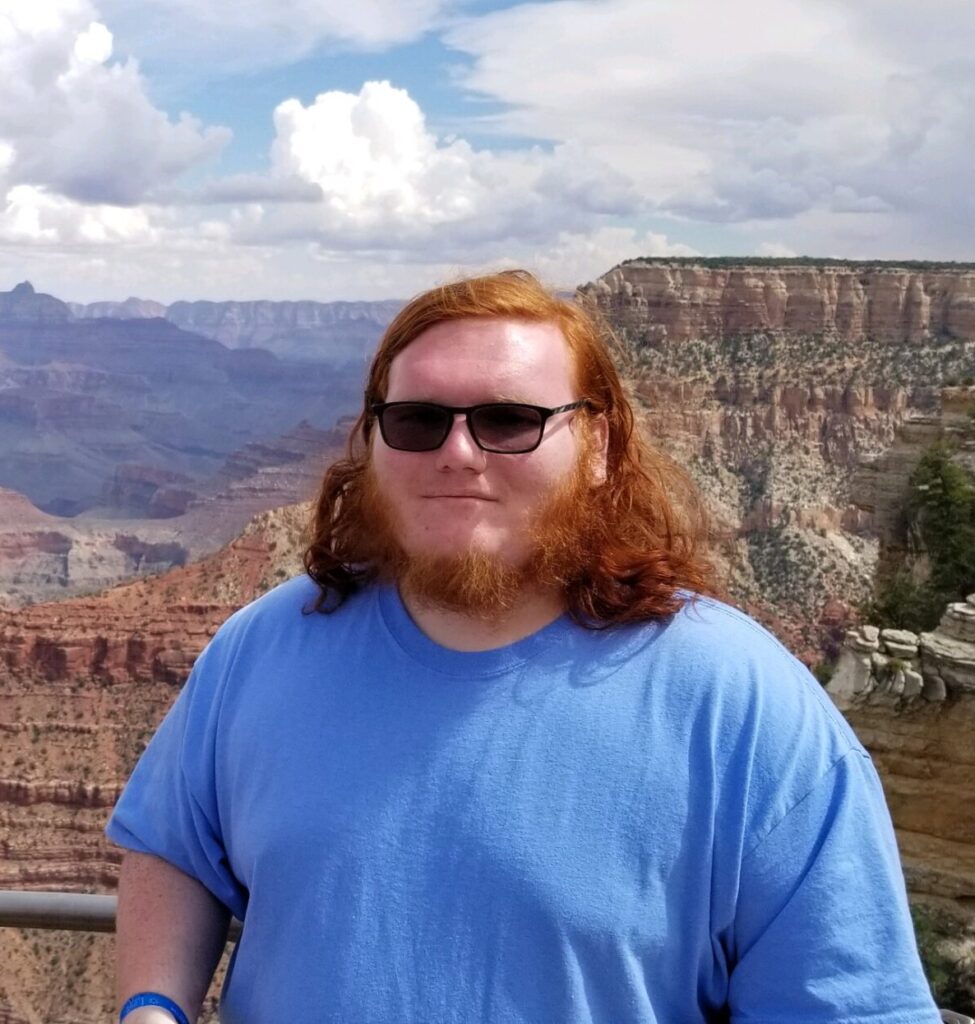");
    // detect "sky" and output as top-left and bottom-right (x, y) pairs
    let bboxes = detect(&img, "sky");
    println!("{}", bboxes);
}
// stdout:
(0, 0), (972, 303)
